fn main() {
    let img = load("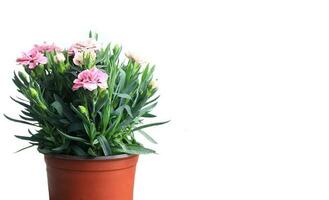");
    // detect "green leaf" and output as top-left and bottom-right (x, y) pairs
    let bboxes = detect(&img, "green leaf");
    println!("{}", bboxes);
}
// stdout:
(88, 148), (97, 157)
(97, 135), (112, 156)
(133, 120), (170, 131)
(118, 117), (134, 129)
(145, 95), (160, 106)
(138, 130), (157, 144)
(15, 145), (34, 153)
(19, 115), (36, 122)
(114, 144), (156, 154)
(101, 104), (111, 133)
(117, 68), (126, 92)
(51, 101), (63, 116)
(4, 114), (38, 127)
(142, 113), (157, 118)
(115, 93), (132, 100)
(95, 93), (109, 113)
(139, 102), (157, 116)
(57, 129), (89, 144)
(123, 105), (133, 118)
(18, 71), (29, 85)
(68, 122), (84, 132)
(12, 72), (25, 89)
(37, 147), (52, 154)
(114, 105), (132, 117)
(52, 140), (70, 152)
(71, 145), (88, 157)
(53, 94), (76, 122)
(10, 96), (30, 108)
(83, 122), (96, 141)
(59, 119), (70, 125)
(15, 135), (39, 142)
